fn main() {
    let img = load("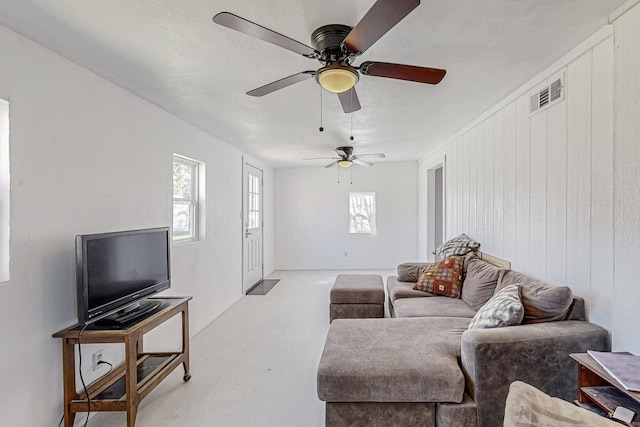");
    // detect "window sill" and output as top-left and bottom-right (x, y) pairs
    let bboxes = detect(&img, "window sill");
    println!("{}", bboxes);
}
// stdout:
(172, 238), (202, 248)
